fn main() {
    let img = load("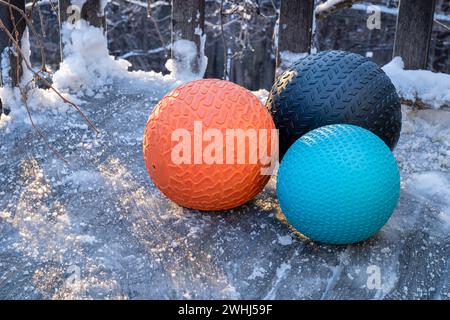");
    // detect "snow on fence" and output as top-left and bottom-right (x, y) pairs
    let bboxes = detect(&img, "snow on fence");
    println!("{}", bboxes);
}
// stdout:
(0, 0), (448, 117)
